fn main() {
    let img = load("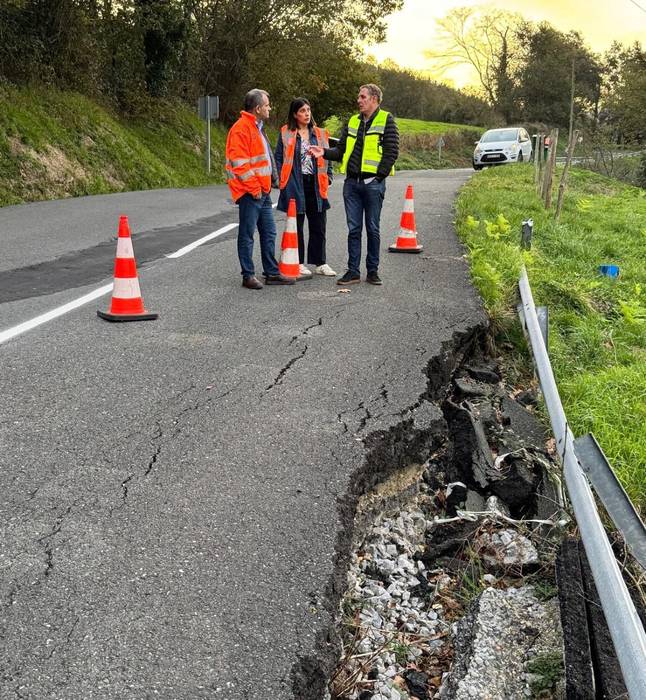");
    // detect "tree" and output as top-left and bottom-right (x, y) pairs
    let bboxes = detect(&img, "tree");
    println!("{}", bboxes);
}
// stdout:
(603, 42), (646, 142)
(0, 0), (407, 121)
(426, 6), (523, 123)
(515, 24), (602, 128)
